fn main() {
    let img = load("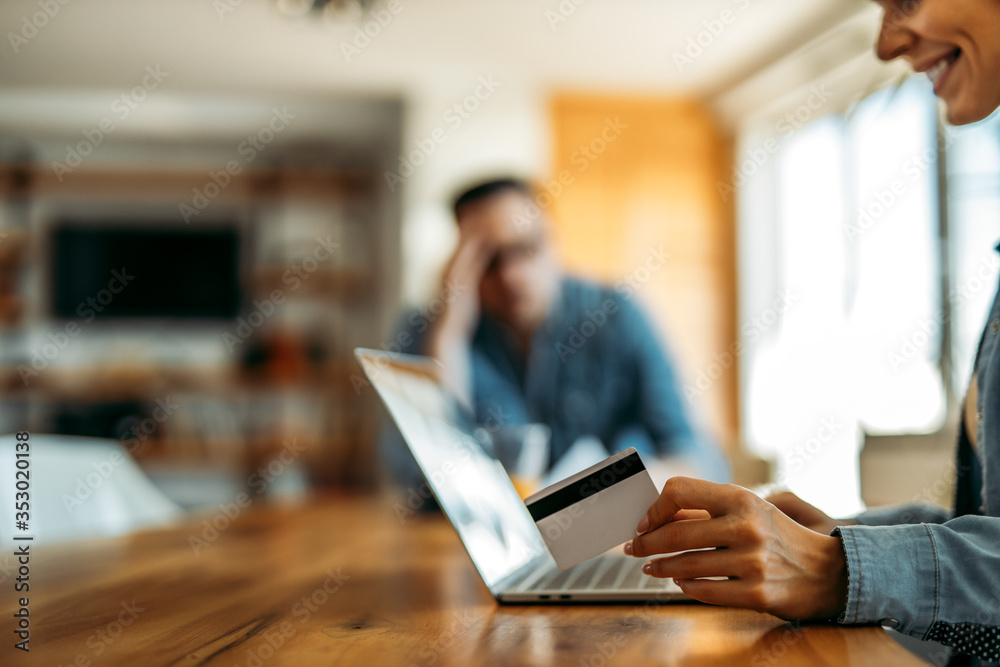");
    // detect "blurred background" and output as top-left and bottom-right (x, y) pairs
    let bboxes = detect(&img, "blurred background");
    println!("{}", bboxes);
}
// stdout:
(1, 0), (998, 524)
